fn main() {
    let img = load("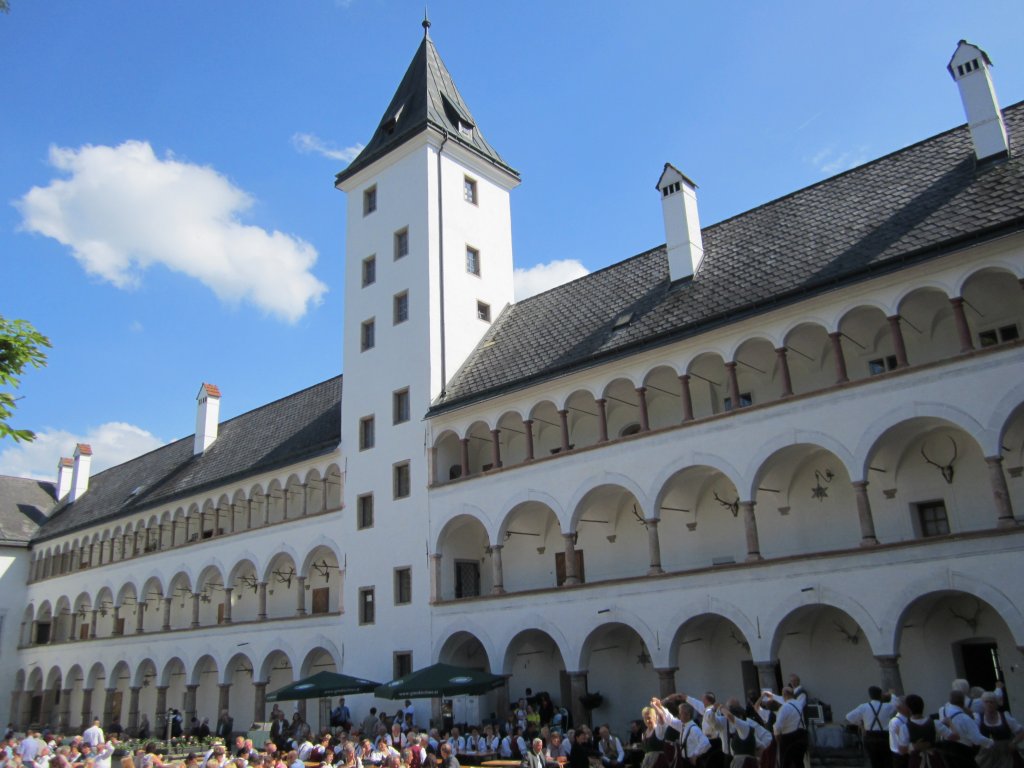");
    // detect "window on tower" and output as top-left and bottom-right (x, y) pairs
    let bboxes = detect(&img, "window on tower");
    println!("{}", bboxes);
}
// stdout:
(393, 461), (411, 499)
(363, 185), (377, 216)
(362, 255), (376, 287)
(466, 246), (480, 276)
(394, 227), (409, 260)
(477, 301), (491, 323)
(394, 567), (412, 605)
(358, 587), (375, 624)
(360, 318), (375, 351)
(393, 388), (410, 424)
(393, 291), (409, 325)
(357, 493), (374, 529)
(359, 415), (375, 450)
(464, 176), (478, 205)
